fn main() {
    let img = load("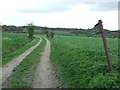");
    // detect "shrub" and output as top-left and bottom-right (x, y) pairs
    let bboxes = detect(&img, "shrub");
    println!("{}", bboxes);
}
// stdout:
(27, 23), (34, 39)
(50, 32), (54, 38)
